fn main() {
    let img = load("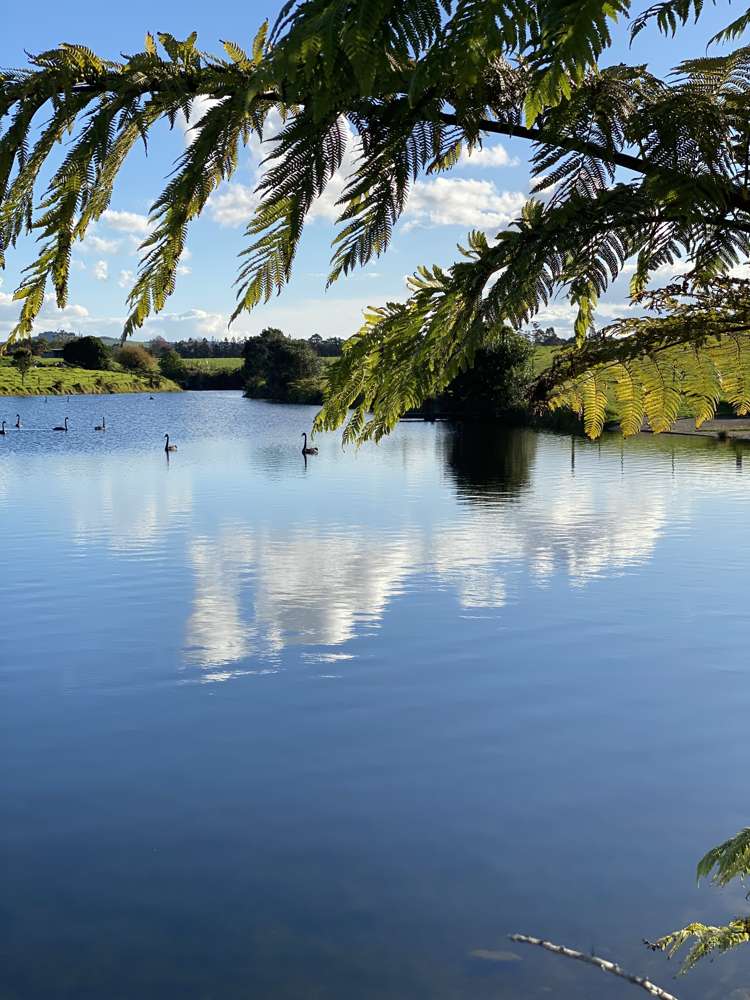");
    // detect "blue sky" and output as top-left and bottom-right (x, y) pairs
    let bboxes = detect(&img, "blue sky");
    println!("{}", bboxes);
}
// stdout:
(0, 0), (739, 344)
